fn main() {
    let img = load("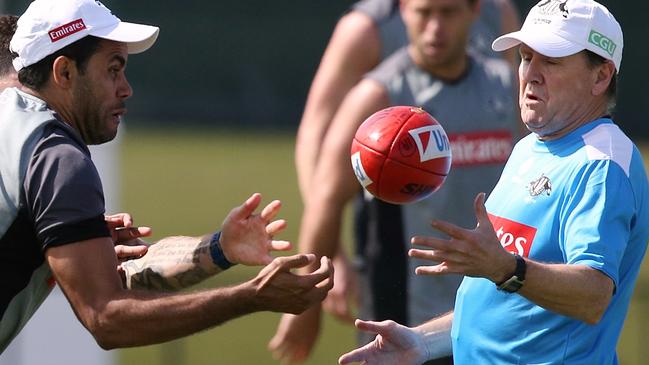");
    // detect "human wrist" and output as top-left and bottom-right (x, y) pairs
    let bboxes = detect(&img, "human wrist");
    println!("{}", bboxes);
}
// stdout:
(210, 231), (237, 270)
(491, 252), (518, 284)
(495, 253), (527, 293)
(413, 323), (452, 361)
